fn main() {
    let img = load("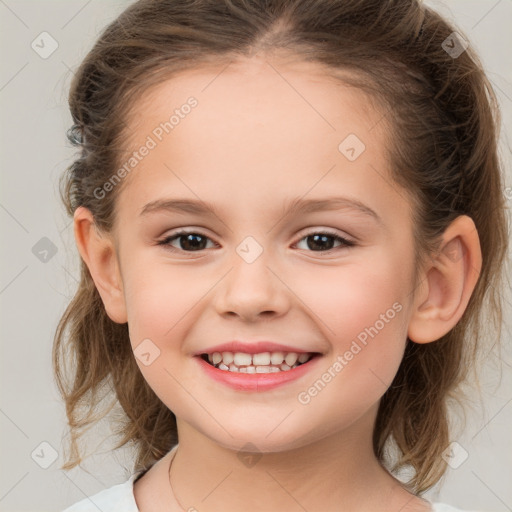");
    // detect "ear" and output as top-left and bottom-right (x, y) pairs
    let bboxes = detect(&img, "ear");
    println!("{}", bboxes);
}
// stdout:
(73, 206), (128, 324)
(407, 215), (482, 344)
